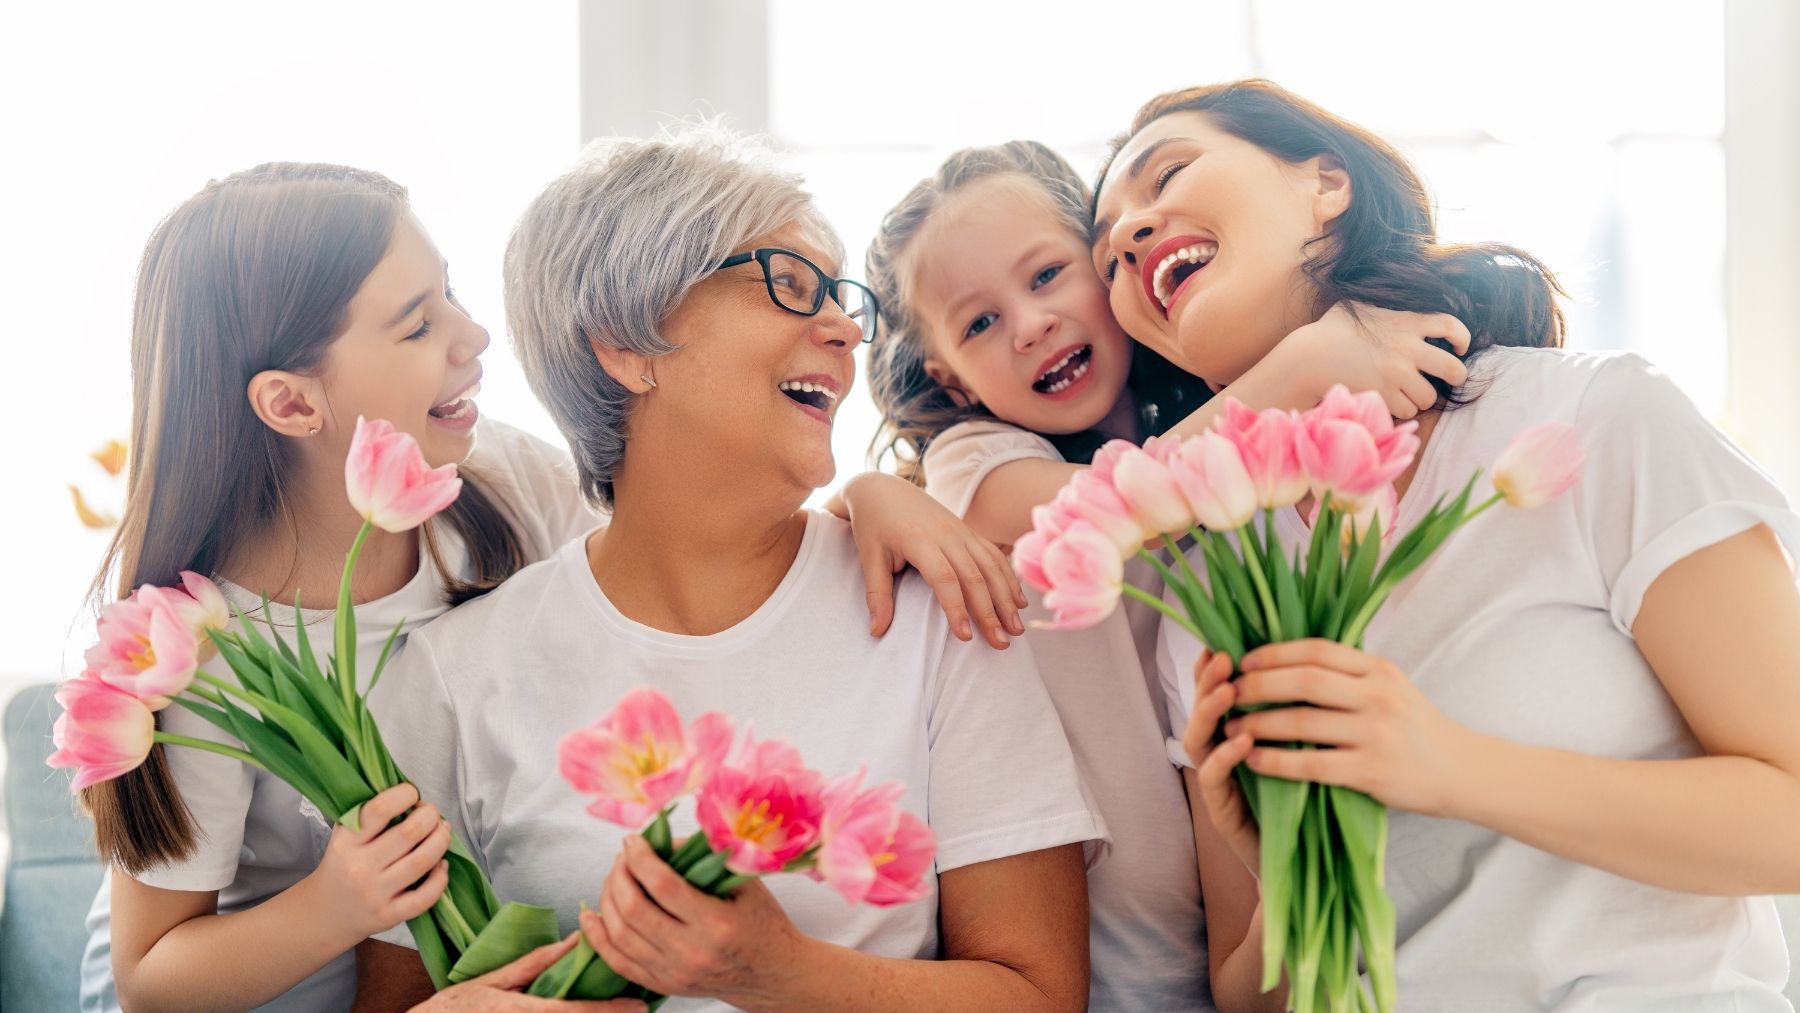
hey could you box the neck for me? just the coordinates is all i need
[222,447,421,608]
[592,456,809,636]
[1097,388,1145,443]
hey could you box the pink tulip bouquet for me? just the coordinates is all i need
[1015,386,1584,1013]
[532,688,935,1004]
[51,418,575,996]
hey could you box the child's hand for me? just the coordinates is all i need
[1282,302,1472,419]
[304,782,451,948]
[828,472,1027,648]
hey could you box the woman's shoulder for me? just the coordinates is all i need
[406,534,592,663]
[1462,346,1683,426]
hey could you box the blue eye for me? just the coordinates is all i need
[1033,264,1062,289]
[965,312,997,340]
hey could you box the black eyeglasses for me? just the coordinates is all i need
[716,248,879,344]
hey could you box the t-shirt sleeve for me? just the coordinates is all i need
[366,632,475,948]
[469,419,601,558]
[922,420,1062,519]
[1155,580,1205,770]
[923,624,1103,873]
[1576,353,1800,635]
[130,700,255,891]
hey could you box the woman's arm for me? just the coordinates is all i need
[1182,767,1286,1013]
[113,784,450,1013]
[951,305,1471,548]
[1226,525,1800,896]
[581,836,1089,1012]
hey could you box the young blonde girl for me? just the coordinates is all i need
[863,140,1471,1010]
[78,162,1025,1013]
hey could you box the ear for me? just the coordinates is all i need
[589,335,656,394]
[922,356,979,409]
[1308,153,1352,229]
[247,370,326,438]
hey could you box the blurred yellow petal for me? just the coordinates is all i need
[70,486,119,529]
[92,439,128,477]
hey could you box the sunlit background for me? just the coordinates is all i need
[4,0,1797,700]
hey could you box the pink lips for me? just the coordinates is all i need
[1141,234,1213,319]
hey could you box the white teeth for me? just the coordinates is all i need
[1152,242,1219,310]
[778,380,839,401]
[1036,349,1079,385]
[1038,356,1091,394]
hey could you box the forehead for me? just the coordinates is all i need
[1094,111,1230,224]
[749,219,843,276]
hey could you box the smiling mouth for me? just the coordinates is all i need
[1148,241,1219,316]
[428,381,481,420]
[778,380,839,412]
[1033,345,1092,394]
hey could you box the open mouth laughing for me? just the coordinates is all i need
[778,375,842,425]
[1032,344,1094,396]
[1143,235,1218,318]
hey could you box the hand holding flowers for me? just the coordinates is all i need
[1018,387,1584,1013]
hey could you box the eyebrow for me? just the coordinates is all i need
[1089,136,1190,249]
[386,291,432,329]
[384,260,452,328]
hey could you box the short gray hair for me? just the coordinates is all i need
[503,122,840,507]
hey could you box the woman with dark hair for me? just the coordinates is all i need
[1095,80,1800,1009]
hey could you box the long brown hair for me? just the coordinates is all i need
[1097,80,1566,403]
[85,163,526,873]
[866,141,1205,484]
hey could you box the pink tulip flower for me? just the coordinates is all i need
[157,572,231,661]
[1170,431,1258,532]
[1296,386,1419,511]
[48,676,156,791]
[696,740,827,875]
[1057,471,1146,554]
[559,687,736,827]
[345,417,464,533]
[1213,399,1308,509]
[812,768,935,907]
[1113,445,1195,535]
[1012,528,1052,593]
[1312,483,1400,548]
[1089,439,1135,485]
[85,588,200,710]
[1493,422,1584,509]
[1037,522,1125,630]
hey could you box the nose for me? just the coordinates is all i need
[452,315,491,364]
[810,301,859,355]
[1110,210,1164,274]
[1013,306,1058,355]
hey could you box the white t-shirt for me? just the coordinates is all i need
[924,419,1211,1012]
[80,419,598,1013]
[368,510,1101,1013]
[1158,348,1799,1011]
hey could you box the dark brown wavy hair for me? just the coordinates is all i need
[83,163,527,874]
[1097,79,1566,403]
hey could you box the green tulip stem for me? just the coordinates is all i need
[153,732,266,771]
[1120,583,1202,641]
[336,519,374,712]
[192,671,259,706]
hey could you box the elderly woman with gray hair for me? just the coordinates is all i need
[356,125,1099,1012]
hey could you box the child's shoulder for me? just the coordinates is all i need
[922,419,1065,514]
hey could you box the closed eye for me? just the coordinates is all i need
[1154,160,1188,195]
[404,318,432,341]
